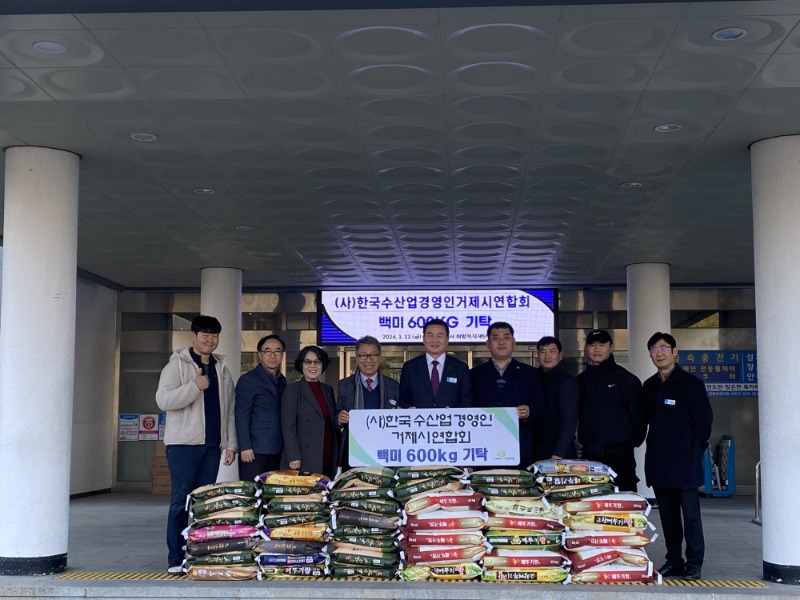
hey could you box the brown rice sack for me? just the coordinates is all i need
[256,470,331,488]
[401,562,482,581]
[185,565,259,580]
[404,490,483,515]
[481,567,570,583]
[563,512,650,533]
[484,530,562,551]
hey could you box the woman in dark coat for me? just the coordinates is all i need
[281,345,339,477]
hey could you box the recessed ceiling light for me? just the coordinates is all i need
[595,221,616,227]
[620,181,642,189]
[654,123,682,133]
[33,41,67,54]
[712,27,748,41]
[234,225,252,231]
[194,188,215,195]
[130,132,158,142]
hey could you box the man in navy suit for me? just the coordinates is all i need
[234,334,286,481]
[470,322,541,468]
[398,319,471,409]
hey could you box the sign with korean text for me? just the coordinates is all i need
[118,413,139,442]
[348,408,519,467]
[319,289,555,344]
[138,413,159,441]
[679,350,757,397]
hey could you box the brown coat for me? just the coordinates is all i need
[280,378,339,477]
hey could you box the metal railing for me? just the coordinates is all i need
[753,461,762,526]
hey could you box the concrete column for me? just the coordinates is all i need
[751,135,800,585]
[0,147,80,575]
[626,262,671,497]
[200,267,242,482]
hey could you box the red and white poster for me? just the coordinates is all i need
[139,413,159,441]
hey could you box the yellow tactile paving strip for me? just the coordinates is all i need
[54,572,768,587]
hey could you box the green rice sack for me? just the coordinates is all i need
[190,481,260,502]
[395,466,464,481]
[329,548,401,569]
[332,498,401,516]
[186,550,257,566]
[544,483,617,503]
[469,469,536,486]
[330,565,397,579]
[190,495,259,519]
[474,485,542,498]
[329,488,395,502]
[333,467,396,489]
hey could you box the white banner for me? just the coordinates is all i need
[348,408,519,467]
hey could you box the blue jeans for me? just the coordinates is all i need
[166,445,221,566]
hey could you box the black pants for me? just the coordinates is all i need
[238,452,281,482]
[582,450,638,492]
[654,486,705,570]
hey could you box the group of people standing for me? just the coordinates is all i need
[156,315,713,581]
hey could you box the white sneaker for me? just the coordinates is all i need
[167,565,183,575]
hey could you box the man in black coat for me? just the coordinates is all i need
[577,329,646,492]
[470,322,541,468]
[234,334,286,482]
[643,332,713,581]
[533,336,578,462]
[399,319,471,409]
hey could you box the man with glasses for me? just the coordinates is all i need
[577,329,646,492]
[532,335,579,462]
[155,315,236,574]
[336,335,399,468]
[643,332,713,581]
[234,334,287,482]
[470,322,541,469]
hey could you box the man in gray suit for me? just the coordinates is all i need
[234,334,286,481]
[337,336,399,469]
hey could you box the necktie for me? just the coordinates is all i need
[431,360,440,396]
[366,378,373,392]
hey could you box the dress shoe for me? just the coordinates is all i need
[658,563,685,577]
[684,568,702,581]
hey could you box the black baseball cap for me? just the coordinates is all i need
[586,329,613,345]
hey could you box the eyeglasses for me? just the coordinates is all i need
[303,359,322,366]
[649,345,672,354]
[357,353,380,360]
[259,349,283,356]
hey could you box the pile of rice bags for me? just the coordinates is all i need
[534,459,660,585]
[328,467,403,579]
[183,480,262,581]
[255,470,331,579]
[471,469,569,583]
[398,466,486,582]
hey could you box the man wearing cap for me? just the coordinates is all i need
[643,332,713,581]
[576,329,646,492]
[532,335,579,462]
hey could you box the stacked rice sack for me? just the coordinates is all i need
[533,459,660,585]
[328,467,403,579]
[399,466,487,582]
[183,480,263,581]
[255,470,331,579]
[470,469,569,584]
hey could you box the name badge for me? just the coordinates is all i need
[664,399,676,406]
[446,377,458,383]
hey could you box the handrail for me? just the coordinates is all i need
[753,461,762,526]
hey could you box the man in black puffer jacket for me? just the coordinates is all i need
[576,329,646,492]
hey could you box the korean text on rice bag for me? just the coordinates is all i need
[486,515,565,532]
[483,549,569,569]
[484,530,563,551]
[331,565,398,579]
[403,545,486,566]
[190,481,260,502]
[185,565,259,580]
[532,459,614,476]
[561,493,651,515]
[404,490,483,515]
[469,469,536,486]
[563,512,650,533]
[403,510,487,531]
[256,470,331,489]
[260,564,327,578]
[186,537,258,557]
[481,567,570,583]
[563,531,654,551]
[571,563,657,584]
[395,466,464,481]
[401,530,486,546]
[186,524,260,543]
